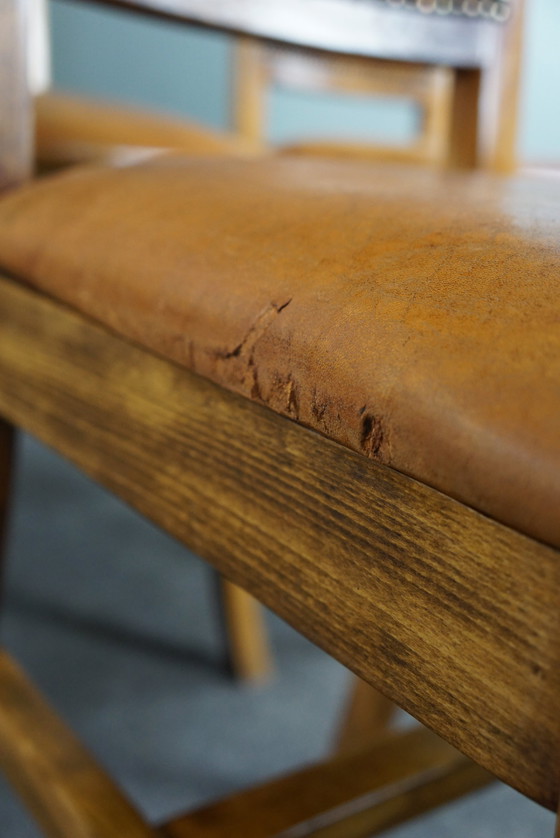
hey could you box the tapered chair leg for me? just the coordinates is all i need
[335,676,397,755]
[217,575,273,683]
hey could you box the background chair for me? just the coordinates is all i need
[232,8,524,173]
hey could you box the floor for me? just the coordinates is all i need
[0,434,555,837]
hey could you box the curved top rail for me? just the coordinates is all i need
[76,0,500,66]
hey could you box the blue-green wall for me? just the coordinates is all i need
[50,2,233,129]
[50,0,560,161]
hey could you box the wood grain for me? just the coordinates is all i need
[0,274,558,810]
[163,726,492,838]
[0,0,33,189]
[0,650,159,838]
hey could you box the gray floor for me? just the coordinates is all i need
[0,434,554,837]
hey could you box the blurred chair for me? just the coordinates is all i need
[31,0,259,173]
[232,0,524,172]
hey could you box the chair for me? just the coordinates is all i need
[2,1,560,837]
[31,0,524,699]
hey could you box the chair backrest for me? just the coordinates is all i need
[228,2,523,170]
[3,0,523,187]
[81,0,522,166]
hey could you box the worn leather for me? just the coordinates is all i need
[35,92,256,170]
[0,155,559,548]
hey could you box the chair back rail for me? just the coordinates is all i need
[76,0,503,66]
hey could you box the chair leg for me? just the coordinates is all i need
[446,67,481,170]
[0,418,15,594]
[335,676,396,755]
[217,575,273,682]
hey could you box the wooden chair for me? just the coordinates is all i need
[2,1,560,836]
[31,0,524,700]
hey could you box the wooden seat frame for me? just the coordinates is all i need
[2,1,559,837]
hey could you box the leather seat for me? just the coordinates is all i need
[0,153,558,549]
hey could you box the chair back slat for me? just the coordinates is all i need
[0,0,32,190]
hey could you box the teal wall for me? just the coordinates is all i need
[518,0,560,162]
[50,0,560,161]
[50,2,232,130]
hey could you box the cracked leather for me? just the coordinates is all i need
[0,154,559,549]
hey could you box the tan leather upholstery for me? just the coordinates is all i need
[35,92,257,170]
[0,155,558,548]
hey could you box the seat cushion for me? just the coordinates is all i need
[0,155,559,548]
